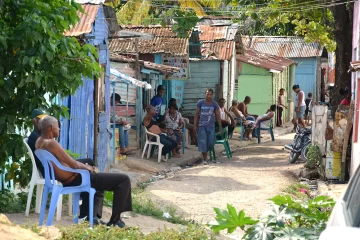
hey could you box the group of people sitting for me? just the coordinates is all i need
[143,85,198,159]
[219,97,276,141]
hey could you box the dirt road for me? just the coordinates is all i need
[145,133,302,226]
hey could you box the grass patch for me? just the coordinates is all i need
[282,182,310,199]
[59,223,211,240]
[104,182,191,225]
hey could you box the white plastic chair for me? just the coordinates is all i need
[23,138,71,221]
[141,127,166,163]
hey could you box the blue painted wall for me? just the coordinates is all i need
[59,5,110,172]
[291,57,317,101]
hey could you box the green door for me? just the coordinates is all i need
[237,74,272,116]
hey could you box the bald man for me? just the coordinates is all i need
[35,116,132,228]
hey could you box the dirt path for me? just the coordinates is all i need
[145,133,302,227]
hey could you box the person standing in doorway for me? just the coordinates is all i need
[150,85,165,122]
[277,88,287,127]
[194,89,222,163]
[292,85,306,128]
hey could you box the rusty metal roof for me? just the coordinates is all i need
[197,25,238,41]
[110,53,180,74]
[242,36,324,58]
[237,48,296,72]
[64,4,99,37]
[197,16,233,26]
[109,25,189,55]
[109,37,188,56]
[350,61,360,72]
[120,25,183,38]
[201,41,234,60]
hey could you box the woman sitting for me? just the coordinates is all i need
[229,100,254,140]
[165,103,183,155]
[254,104,276,128]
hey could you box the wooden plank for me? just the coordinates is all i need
[342,101,355,163]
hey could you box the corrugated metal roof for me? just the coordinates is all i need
[242,36,324,58]
[201,41,234,60]
[64,4,99,37]
[350,61,360,72]
[197,25,238,41]
[122,25,185,38]
[237,48,295,72]
[109,37,188,56]
[110,53,180,74]
[197,16,233,26]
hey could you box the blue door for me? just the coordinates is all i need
[292,57,316,101]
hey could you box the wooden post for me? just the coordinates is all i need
[93,76,99,166]
[341,101,354,180]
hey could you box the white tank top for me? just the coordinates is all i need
[296,91,306,107]
[220,107,226,120]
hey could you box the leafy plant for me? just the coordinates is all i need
[65,150,81,159]
[0,189,36,213]
[209,195,335,239]
[305,145,322,169]
[0,0,101,188]
[208,204,258,233]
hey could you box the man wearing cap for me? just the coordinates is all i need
[27,109,102,224]
[292,85,306,128]
[150,85,165,121]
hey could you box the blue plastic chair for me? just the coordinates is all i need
[256,118,275,144]
[34,149,96,227]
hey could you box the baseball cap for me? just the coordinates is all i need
[31,109,48,119]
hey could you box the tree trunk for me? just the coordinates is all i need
[330,3,353,117]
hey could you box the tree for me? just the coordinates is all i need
[0,0,101,187]
[106,0,222,25]
[236,0,352,112]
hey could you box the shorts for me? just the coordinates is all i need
[295,105,306,119]
[197,126,215,153]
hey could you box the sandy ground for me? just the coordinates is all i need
[144,133,302,237]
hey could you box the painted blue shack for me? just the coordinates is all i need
[58,3,120,171]
[243,36,328,102]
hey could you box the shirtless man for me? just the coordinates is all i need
[35,116,132,228]
[238,96,258,137]
[143,105,179,158]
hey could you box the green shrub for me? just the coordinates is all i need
[59,223,210,240]
[209,195,335,239]
[0,189,35,213]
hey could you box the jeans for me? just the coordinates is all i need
[118,124,128,148]
[197,126,215,153]
[277,106,283,126]
[246,116,257,137]
[159,134,178,155]
[64,172,132,224]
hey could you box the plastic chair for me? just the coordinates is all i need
[228,118,245,141]
[142,127,165,163]
[34,149,96,227]
[256,118,275,143]
[23,138,68,221]
[209,127,232,161]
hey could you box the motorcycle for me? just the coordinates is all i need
[284,126,312,163]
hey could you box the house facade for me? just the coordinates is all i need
[243,36,328,102]
[59,3,116,171]
[236,49,296,122]
[182,24,240,117]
